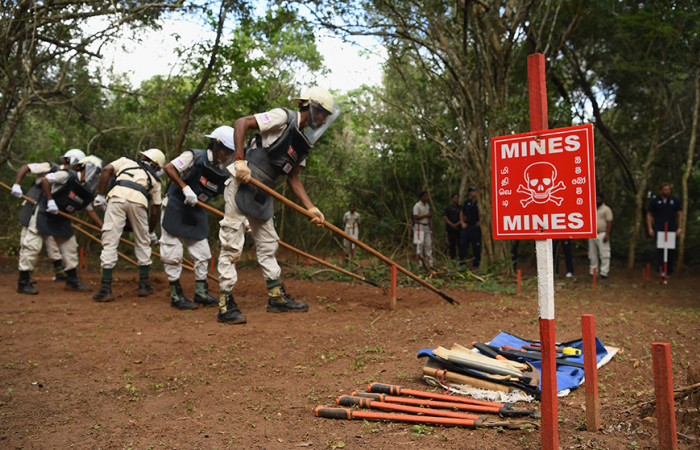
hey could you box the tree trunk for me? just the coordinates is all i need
[677,68,700,275]
[0,94,29,167]
[626,111,665,273]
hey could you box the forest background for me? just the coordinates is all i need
[1,0,698,274]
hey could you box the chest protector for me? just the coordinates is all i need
[19,162,60,227]
[36,170,94,238]
[162,149,230,240]
[235,108,312,221]
[111,156,159,202]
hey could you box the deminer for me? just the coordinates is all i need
[92,149,165,302]
[16,155,104,294]
[217,86,342,324]
[11,149,87,282]
[160,127,234,309]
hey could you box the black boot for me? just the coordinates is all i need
[64,269,92,291]
[29,273,37,285]
[53,260,67,282]
[193,281,218,306]
[267,285,308,313]
[93,279,114,302]
[137,277,154,297]
[17,271,38,295]
[218,293,246,324]
[170,281,197,310]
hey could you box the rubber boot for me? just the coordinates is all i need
[93,279,114,302]
[193,281,218,306]
[53,260,67,282]
[17,271,38,295]
[217,293,246,324]
[137,277,154,297]
[170,281,197,310]
[267,284,308,313]
[64,269,92,291]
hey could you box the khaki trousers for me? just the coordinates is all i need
[20,226,62,261]
[343,225,358,257]
[588,232,611,277]
[18,210,78,271]
[414,224,433,268]
[160,209,211,281]
[218,181,281,292]
[100,198,151,269]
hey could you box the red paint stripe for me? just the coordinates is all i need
[652,343,678,449]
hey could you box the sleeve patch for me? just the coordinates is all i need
[174,157,186,169]
[31,163,39,170]
[261,113,271,124]
[46,173,55,180]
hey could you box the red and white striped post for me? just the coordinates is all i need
[517,269,521,294]
[652,343,678,449]
[528,53,559,450]
[390,266,397,310]
[581,315,601,431]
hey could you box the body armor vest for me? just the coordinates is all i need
[36,170,94,238]
[162,150,230,240]
[19,162,60,227]
[235,108,312,220]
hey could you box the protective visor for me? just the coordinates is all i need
[304,101,342,145]
[81,163,102,192]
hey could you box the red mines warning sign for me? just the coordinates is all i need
[491,124,597,240]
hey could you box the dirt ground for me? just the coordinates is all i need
[1,258,699,449]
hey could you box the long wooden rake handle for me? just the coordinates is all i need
[315,406,482,427]
[195,200,378,287]
[368,382,503,407]
[351,391,508,415]
[1,181,216,283]
[336,395,483,420]
[247,177,458,305]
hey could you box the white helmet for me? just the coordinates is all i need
[293,87,335,114]
[205,126,235,152]
[61,149,86,167]
[140,148,166,168]
[76,155,103,169]
[76,156,103,191]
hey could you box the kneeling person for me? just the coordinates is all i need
[161,127,233,309]
[17,156,103,294]
[93,150,164,302]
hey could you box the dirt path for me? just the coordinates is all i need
[1,266,698,449]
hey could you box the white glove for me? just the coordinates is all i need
[234,160,251,184]
[46,199,59,215]
[94,194,107,211]
[182,185,198,206]
[308,207,325,227]
[149,232,159,246]
[10,184,23,198]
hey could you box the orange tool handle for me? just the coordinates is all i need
[352,391,504,414]
[316,406,483,427]
[367,383,506,408]
[336,396,482,420]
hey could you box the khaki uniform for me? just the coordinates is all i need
[160,151,216,281]
[100,157,161,269]
[588,203,613,276]
[343,211,361,257]
[18,171,81,271]
[412,201,433,267]
[19,162,62,261]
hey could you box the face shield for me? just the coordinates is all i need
[303,101,342,145]
[213,141,236,167]
[81,162,102,192]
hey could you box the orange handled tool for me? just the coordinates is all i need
[315,406,483,427]
[336,395,483,420]
[368,383,502,407]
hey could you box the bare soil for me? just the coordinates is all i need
[1,259,698,449]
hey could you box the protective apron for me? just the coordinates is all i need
[19,162,60,227]
[162,149,229,240]
[36,171,94,238]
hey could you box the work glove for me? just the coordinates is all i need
[94,194,107,211]
[11,184,23,198]
[149,232,159,246]
[182,185,198,206]
[307,207,325,227]
[46,199,59,215]
[234,160,251,184]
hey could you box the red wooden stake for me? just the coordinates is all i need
[593,268,597,292]
[79,247,84,273]
[517,269,521,294]
[210,257,215,272]
[390,266,397,310]
[306,257,309,267]
[652,343,678,450]
[581,315,601,431]
[664,222,668,282]
[528,52,559,450]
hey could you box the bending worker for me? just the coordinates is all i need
[161,127,233,310]
[217,86,341,324]
[17,156,103,294]
[11,149,86,282]
[92,150,164,302]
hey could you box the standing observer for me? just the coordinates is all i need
[442,193,461,260]
[588,192,613,278]
[92,150,164,302]
[161,127,233,310]
[342,203,360,261]
[647,182,682,277]
[459,187,481,269]
[217,87,341,325]
[412,190,435,270]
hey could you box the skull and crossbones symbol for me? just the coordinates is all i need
[517,162,566,207]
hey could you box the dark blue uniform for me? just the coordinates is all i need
[648,195,682,275]
[443,203,461,260]
[459,199,481,268]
